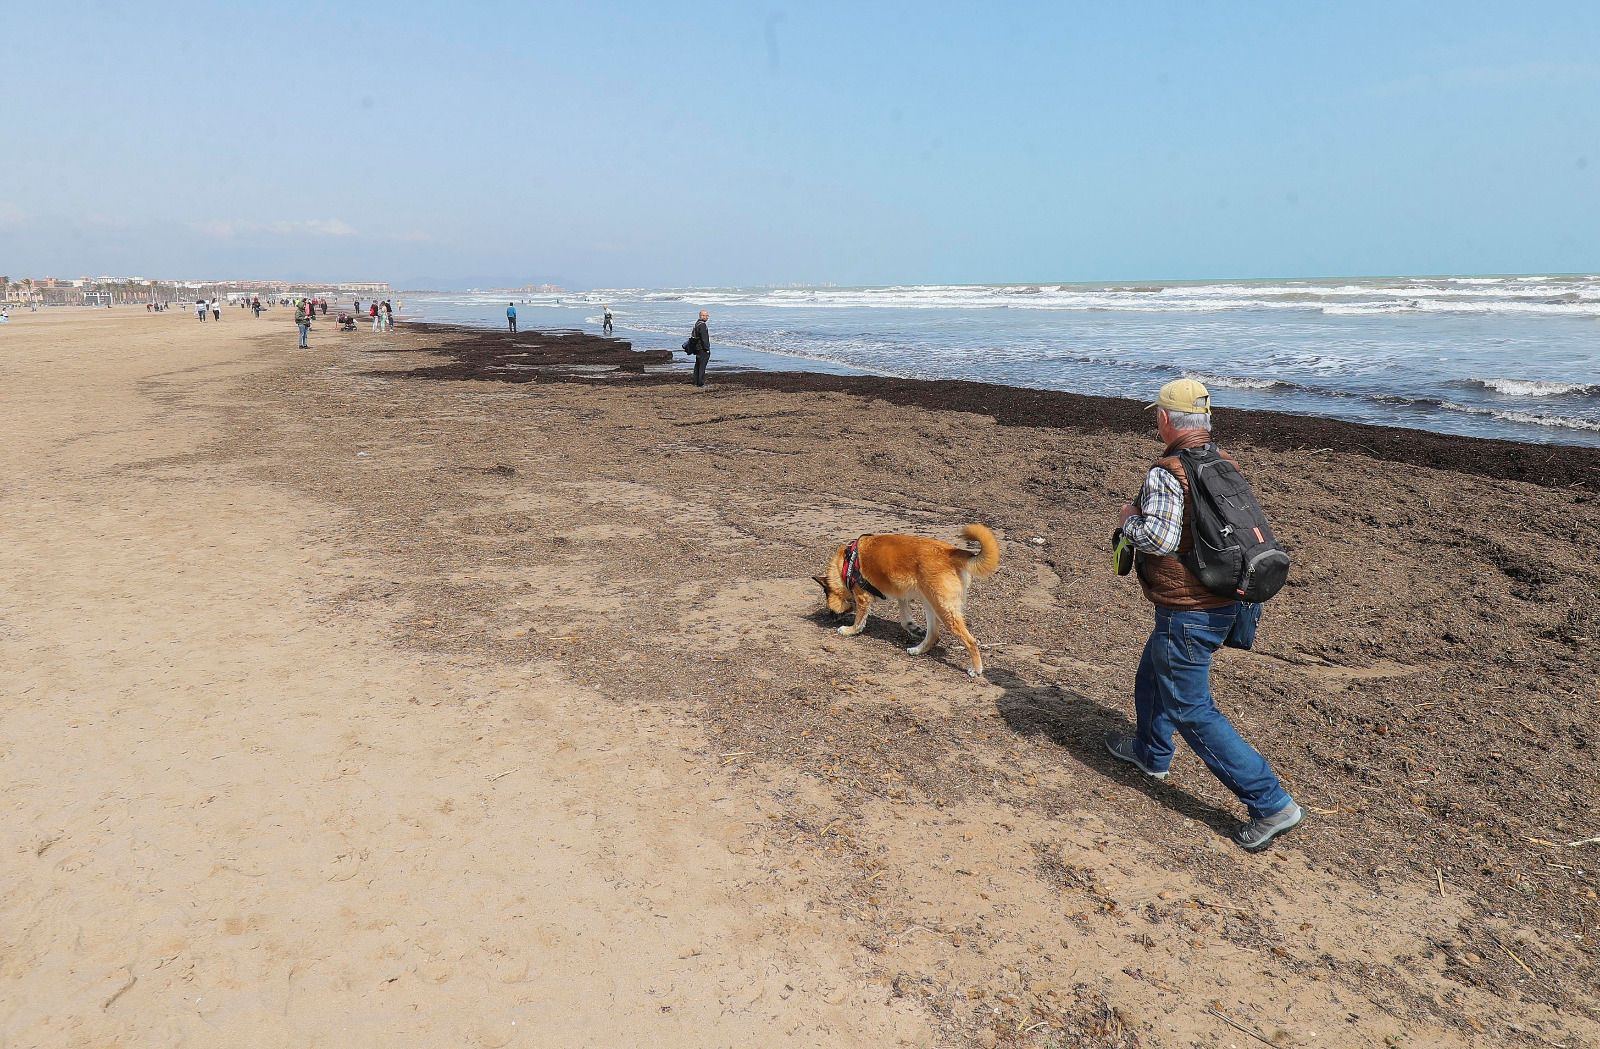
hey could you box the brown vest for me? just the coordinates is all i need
[1135,440,1237,611]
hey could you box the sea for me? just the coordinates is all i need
[395,275,1600,449]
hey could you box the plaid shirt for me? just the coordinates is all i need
[1122,467,1185,555]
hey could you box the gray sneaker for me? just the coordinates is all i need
[1232,802,1303,852]
[1103,733,1168,781]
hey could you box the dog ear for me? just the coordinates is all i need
[812,575,829,593]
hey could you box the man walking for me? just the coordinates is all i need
[506,301,518,333]
[602,304,614,335]
[684,309,711,387]
[1104,378,1301,852]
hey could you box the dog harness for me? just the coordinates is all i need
[842,537,886,599]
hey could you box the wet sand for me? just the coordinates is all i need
[3,309,1596,1048]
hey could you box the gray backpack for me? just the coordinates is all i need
[1177,447,1291,602]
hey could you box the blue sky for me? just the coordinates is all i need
[2,1,1597,288]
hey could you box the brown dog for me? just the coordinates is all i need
[814,525,1000,677]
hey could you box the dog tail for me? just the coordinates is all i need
[962,524,1000,578]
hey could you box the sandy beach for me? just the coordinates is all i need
[3,308,1596,1048]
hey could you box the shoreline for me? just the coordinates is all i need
[395,322,1600,491]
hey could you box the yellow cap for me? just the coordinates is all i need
[1146,378,1211,414]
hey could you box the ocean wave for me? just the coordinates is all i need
[1181,371,1297,391]
[579,277,1600,317]
[1465,377,1600,397]
[1335,392,1600,432]
[1177,376,1600,433]
[1438,402,1600,432]
[1320,302,1421,315]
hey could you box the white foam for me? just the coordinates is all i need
[1182,371,1289,391]
[577,276,1600,318]
[1471,377,1599,397]
[1321,302,1418,315]
[1439,401,1600,431]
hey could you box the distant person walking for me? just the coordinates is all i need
[196,298,207,321]
[1104,378,1301,852]
[252,296,262,318]
[211,298,221,321]
[370,301,381,332]
[506,301,518,333]
[295,299,311,348]
[602,304,614,335]
[682,310,711,387]
[381,299,393,331]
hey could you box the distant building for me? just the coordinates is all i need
[1,273,389,306]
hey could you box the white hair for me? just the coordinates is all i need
[1166,409,1212,432]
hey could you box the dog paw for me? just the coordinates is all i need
[837,626,854,636]
[905,645,920,655]
[968,668,983,679]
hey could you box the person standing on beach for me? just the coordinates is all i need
[295,299,311,348]
[196,298,207,321]
[506,301,518,333]
[370,301,381,332]
[683,310,711,387]
[211,298,221,321]
[382,299,393,331]
[602,304,614,335]
[1105,378,1302,852]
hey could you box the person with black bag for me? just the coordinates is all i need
[682,309,711,387]
[1104,378,1302,852]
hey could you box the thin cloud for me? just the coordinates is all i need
[192,218,358,239]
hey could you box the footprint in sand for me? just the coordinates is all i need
[472,1019,518,1047]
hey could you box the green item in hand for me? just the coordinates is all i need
[1111,528,1134,576]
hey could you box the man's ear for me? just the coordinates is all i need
[812,575,829,592]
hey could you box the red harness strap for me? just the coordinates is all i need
[842,537,887,599]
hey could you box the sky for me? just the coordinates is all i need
[2,1,1597,289]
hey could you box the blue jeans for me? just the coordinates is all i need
[1132,604,1291,818]
[297,323,309,348]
